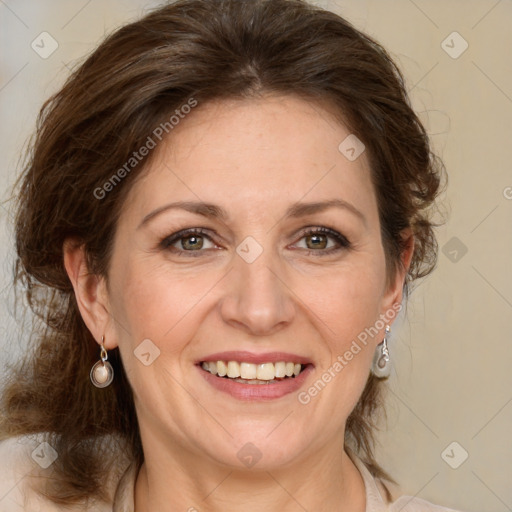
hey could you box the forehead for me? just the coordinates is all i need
[121,95,378,226]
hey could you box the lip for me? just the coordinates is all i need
[197,351,313,365]
[196,363,314,401]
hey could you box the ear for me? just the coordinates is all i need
[380,228,415,322]
[63,238,117,350]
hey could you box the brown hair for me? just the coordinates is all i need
[1,0,445,506]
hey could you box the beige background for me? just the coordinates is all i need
[1,1,511,511]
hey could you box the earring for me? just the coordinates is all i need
[90,336,114,388]
[371,325,391,378]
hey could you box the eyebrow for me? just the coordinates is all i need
[138,198,367,229]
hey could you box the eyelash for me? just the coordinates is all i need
[159,226,351,257]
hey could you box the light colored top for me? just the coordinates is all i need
[0,435,464,511]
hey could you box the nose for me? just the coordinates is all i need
[219,249,296,336]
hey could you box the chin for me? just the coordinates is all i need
[200,429,308,471]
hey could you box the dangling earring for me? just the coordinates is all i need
[90,336,114,388]
[371,325,391,378]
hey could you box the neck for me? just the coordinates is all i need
[133,435,366,512]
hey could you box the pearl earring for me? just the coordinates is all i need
[90,336,114,388]
[371,325,391,378]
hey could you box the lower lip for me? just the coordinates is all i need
[196,364,314,401]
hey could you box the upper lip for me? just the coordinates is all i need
[197,351,313,366]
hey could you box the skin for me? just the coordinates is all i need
[64,95,413,511]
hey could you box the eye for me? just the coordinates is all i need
[160,228,218,255]
[160,226,351,257]
[293,227,351,255]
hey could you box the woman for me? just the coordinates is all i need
[0,0,462,510]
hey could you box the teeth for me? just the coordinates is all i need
[217,360,227,377]
[234,378,275,385]
[256,363,274,380]
[274,361,286,378]
[227,361,240,378]
[201,360,305,381]
[240,362,257,379]
[208,361,218,375]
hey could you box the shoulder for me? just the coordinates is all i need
[388,494,465,511]
[0,435,112,512]
[348,450,464,512]
[376,477,465,512]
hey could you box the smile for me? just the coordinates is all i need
[200,360,305,384]
[196,358,314,400]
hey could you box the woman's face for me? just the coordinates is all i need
[100,95,407,470]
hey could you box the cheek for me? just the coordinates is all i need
[301,258,385,346]
[107,259,209,407]
[295,267,383,416]
[108,255,217,349]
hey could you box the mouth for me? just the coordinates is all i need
[199,360,310,385]
[195,352,314,401]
